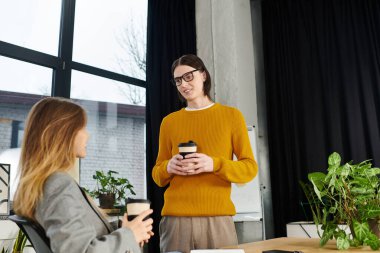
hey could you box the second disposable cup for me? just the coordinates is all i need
[125,198,151,221]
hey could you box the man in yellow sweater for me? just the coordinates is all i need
[152,54,258,253]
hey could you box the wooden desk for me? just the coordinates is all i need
[225,237,374,253]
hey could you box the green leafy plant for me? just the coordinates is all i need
[2,229,32,253]
[86,170,136,205]
[301,152,380,250]
[12,229,27,252]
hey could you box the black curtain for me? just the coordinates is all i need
[262,0,380,236]
[146,0,196,252]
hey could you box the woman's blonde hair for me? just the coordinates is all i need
[13,97,87,220]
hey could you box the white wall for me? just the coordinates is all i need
[196,0,258,126]
[196,0,274,239]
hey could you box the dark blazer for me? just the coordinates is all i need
[35,172,141,253]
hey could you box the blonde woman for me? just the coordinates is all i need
[13,97,153,253]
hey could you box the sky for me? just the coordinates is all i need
[0,0,147,105]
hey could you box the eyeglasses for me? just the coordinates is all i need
[171,69,200,86]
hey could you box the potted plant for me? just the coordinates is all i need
[301,152,380,250]
[86,170,136,209]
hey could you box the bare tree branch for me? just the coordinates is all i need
[114,14,146,105]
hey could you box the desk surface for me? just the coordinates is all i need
[225,237,374,253]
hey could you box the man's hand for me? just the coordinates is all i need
[181,153,214,175]
[167,154,188,175]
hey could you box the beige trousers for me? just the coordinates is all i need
[159,216,238,253]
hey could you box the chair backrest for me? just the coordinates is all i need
[8,215,52,253]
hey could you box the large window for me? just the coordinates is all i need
[0,0,148,200]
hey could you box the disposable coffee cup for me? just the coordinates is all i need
[178,140,197,159]
[125,198,151,221]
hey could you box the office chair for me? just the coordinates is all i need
[8,215,52,253]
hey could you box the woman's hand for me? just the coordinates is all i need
[167,154,188,175]
[122,209,154,244]
[181,153,214,175]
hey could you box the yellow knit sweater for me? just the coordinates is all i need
[152,103,258,216]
